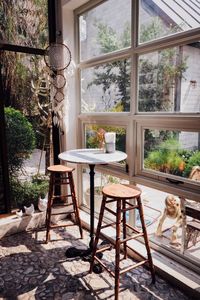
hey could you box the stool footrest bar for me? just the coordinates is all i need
[104,207,117,216]
[121,205,138,212]
[50,211,74,216]
[93,255,115,278]
[53,182,70,185]
[100,222,116,229]
[96,245,113,253]
[52,195,72,199]
[120,232,144,243]
[49,223,76,229]
[119,259,148,275]
[125,223,140,233]
[52,203,73,208]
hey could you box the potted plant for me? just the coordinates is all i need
[84,174,120,212]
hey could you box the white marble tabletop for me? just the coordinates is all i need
[58,148,127,165]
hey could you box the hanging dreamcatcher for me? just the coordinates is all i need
[44,43,72,126]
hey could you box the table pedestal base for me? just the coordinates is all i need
[65,240,107,264]
[65,247,92,260]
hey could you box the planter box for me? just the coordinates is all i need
[0,207,70,239]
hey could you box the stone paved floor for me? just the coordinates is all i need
[0,222,190,300]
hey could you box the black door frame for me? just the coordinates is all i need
[0,65,11,213]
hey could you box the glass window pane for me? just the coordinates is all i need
[79,0,131,61]
[136,184,167,236]
[82,168,128,218]
[183,199,200,262]
[138,43,200,113]
[85,124,126,154]
[0,1,48,48]
[81,59,131,112]
[137,183,200,266]
[144,129,200,181]
[139,0,200,44]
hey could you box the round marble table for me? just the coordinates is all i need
[58,148,127,256]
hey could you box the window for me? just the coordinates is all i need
[138,44,200,113]
[137,183,200,267]
[139,0,200,44]
[79,0,131,61]
[143,128,200,184]
[74,0,200,270]
[85,124,126,154]
[76,0,200,198]
[81,59,131,113]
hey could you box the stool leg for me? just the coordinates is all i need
[90,195,107,273]
[68,172,83,239]
[115,199,122,300]
[137,196,155,283]
[122,199,127,259]
[45,173,54,243]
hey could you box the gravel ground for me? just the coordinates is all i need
[0,221,191,300]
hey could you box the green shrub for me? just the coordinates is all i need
[144,139,185,176]
[183,151,200,177]
[177,149,195,164]
[144,138,200,178]
[5,107,36,173]
[10,176,49,210]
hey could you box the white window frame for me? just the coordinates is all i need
[59,0,200,274]
[74,0,200,203]
[135,118,199,199]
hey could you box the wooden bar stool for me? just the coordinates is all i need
[90,184,155,300]
[45,164,83,243]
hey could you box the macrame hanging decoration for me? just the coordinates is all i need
[44,43,72,126]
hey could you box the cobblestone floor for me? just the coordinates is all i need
[0,222,190,300]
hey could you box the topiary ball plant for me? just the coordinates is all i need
[5,107,36,174]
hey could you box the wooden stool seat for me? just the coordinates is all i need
[47,165,74,173]
[103,184,141,199]
[45,164,83,243]
[90,183,155,300]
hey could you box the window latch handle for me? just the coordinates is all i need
[166,178,184,185]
